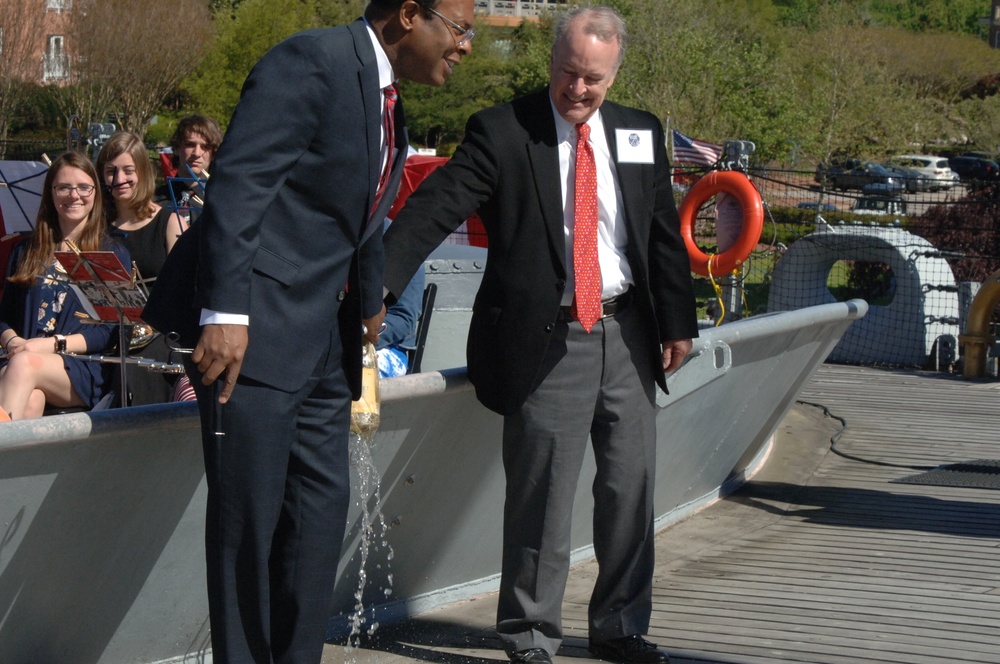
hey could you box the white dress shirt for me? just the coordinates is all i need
[552,103,633,307]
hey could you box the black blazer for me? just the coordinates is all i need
[145,19,407,397]
[384,88,697,415]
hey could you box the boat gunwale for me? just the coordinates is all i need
[0,299,867,452]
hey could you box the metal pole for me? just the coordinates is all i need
[118,312,128,408]
[720,272,742,323]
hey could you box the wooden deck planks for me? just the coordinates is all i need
[610,365,1000,664]
[326,365,1000,664]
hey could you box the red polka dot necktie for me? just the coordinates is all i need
[371,84,398,216]
[573,122,601,332]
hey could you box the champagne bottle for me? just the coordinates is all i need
[350,340,380,435]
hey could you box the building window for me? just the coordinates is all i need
[43,34,69,82]
[46,0,71,11]
[476,0,566,16]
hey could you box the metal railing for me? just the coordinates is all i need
[475,0,565,17]
[0,139,66,162]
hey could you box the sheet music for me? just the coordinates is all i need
[54,250,146,324]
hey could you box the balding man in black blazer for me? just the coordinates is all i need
[383,7,697,664]
[144,1,476,662]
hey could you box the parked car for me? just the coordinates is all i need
[861,180,905,196]
[887,154,957,191]
[816,161,901,192]
[959,151,995,160]
[882,164,931,193]
[948,155,1000,182]
[815,158,860,186]
[851,196,908,217]
[797,201,838,212]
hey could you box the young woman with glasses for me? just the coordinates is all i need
[0,151,131,421]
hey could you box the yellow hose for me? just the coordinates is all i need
[707,257,726,326]
[960,269,1000,378]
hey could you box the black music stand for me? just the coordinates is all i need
[54,249,147,408]
[165,164,209,223]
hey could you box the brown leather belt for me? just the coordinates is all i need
[559,287,633,321]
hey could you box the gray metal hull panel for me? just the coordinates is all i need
[0,301,865,664]
[0,404,207,663]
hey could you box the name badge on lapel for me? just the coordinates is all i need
[615,129,654,164]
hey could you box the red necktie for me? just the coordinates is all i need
[372,84,398,215]
[573,122,601,332]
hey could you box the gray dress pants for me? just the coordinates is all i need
[496,303,659,655]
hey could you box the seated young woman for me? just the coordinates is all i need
[97,131,187,280]
[0,151,131,421]
[97,132,190,405]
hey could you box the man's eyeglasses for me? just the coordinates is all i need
[53,184,96,198]
[424,4,475,48]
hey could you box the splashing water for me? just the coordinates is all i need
[345,428,395,652]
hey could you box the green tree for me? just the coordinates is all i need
[603,0,802,161]
[773,0,987,35]
[0,0,48,150]
[878,27,1000,147]
[956,95,1000,154]
[51,0,213,138]
[166,0,1000,166]
[316,0,367,27]
[780,4,913,162]
[183,0,328,125]
[401,17,552,150]
[868,0,986,34]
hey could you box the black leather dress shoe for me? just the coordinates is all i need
[589,635,670,663]
[509,648,553,663]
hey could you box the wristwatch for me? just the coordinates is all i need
[54,334,67,353]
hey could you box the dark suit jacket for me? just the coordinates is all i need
[144,19,406,397]
[383,88,698,415]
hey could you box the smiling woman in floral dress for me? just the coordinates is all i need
[0,152,130,420]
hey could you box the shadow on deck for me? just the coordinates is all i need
[326,364,1000,664]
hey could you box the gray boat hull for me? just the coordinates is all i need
[0,300,866,663]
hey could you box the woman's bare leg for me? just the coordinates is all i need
[0,353,83,420]
[24,389,48,419]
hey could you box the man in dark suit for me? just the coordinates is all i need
[143,1,474,662]
[382,6,697,664]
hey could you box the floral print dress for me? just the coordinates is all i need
[0,241,130,408]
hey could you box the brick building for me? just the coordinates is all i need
[0,0,72,85]
[0,0,569,87]
[476,0,567,25]
[39,0,71,83]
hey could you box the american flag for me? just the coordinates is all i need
[672,130,722,167]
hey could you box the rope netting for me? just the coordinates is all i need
[676,166,1000,371]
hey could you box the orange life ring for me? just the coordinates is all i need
[678,170,764,277]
